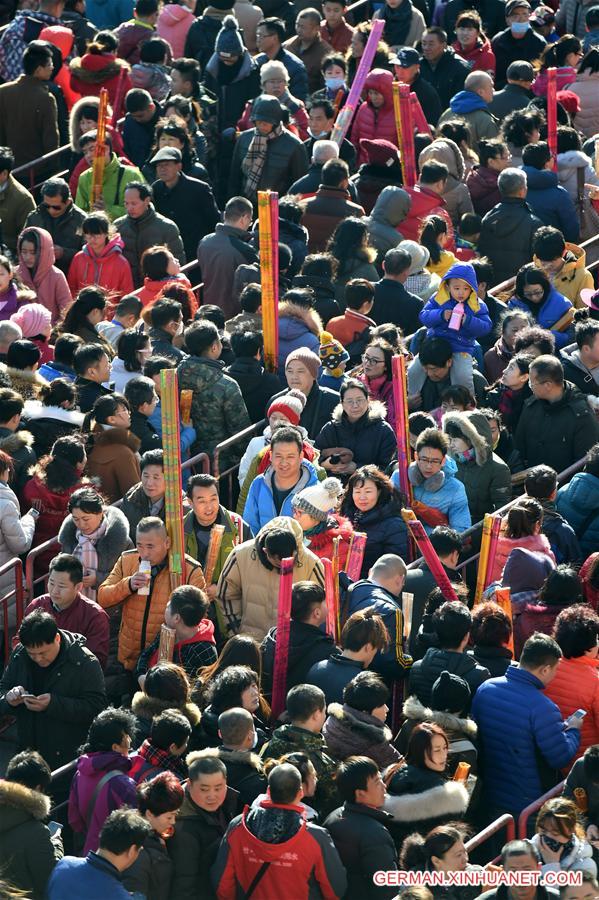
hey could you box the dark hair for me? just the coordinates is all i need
[301,253,337,280]
[477,138,508,167]
[140,448,163,472]
[364,337,393,379]
[140,35,169,63]
[195,635,263,703]
[82,212,111,237]
[580,44,599,72]
[557,124,582,153]
[291,581,325,622]
[540,33,582,70]
[416,427,449,456]
[116,329,150,373]
[501,109,544,148]
[0,388,23,423]
[583,744,599,783]
[505,497,543,538]
[530,354,564,387]
[525,465,558,501]
[168,585,208,627]
[539,565,583,607]
[401,825,465,871]
[552,603,599,659]
[409,412,436,439]
[471,257,494,287]
[406,722,448,768]
[186,472,219,498]
[39,378,77,413]
[18,609,58,647]
[335,755,379,803]
[148,710,192,753]
[342,464,399,519]
[124,180,152,201]
[286,683,326,721]
[0,146,14,174]
[141,245,173,282]
[419,161,449,187]
[68,485,104,514]
[197,304,226,330]
[99,809,152,854]
[322,51,347,72]
[341,609,388,653]
[514,264,552,313]
[471,601,512,647]
[520,633,562,669]
[206,665,259,715]
[145,662,190,706]
[184,319,219,356]
[384,247,412,277]
[7,339,40,371]
[143,355,175,378]
[5,750,51,792]
[459,212,482,238]
[82,707,137,753]
[343,670,389,712]
[522,140,552,169]
[150,298,182,330]
[41,177,70,202]
[53,333,84,368]
[37,435,85,492]
[82,393,130,433]
[344,278,375,310]
[0,449,13,480]
[513,325,556,356]
[327,217,375,277]
[230,330,263,359]
[419,336,453,368]
[432,601,472,649]
[49,552,84,584]
[279,196,303,225]
[239,283,262,314]
[270,425,303,454]
[533,226,566,262]
[257,16,286,41]
[321,158,349,188]
[124,375,156,411]
[187,753,227,781]
[339,378,368,401]
[62,287,107,338]
[23,40,53,76]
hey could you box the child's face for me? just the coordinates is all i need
[367,89,384,108]
[501,359,528,389]
[323,0,344,26]
[447,278,472,303]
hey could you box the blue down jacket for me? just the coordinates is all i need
[521,166,580,243]
[556,471,599,557]
[392,456,472,534]
[419,262,492,354]
[508,286,574,350]
[471,665,580,815]
[242,460,319,535]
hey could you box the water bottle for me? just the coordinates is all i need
[448,302,464,331]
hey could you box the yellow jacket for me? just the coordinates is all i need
[534,242,594,308]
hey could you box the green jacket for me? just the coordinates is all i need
[76,153,144,220]
[176,356,251,469]
[183,505,253,584]
[260,724,340,817]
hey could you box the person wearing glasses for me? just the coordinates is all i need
[24,177,86,275]
[508,263,574,350]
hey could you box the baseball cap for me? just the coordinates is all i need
[506,60,535,81]
[506,0,531,14]
[530,4,555,24]
[391,47,420,67]
[150,147,182,164]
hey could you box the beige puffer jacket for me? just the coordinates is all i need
[418,137,474,225]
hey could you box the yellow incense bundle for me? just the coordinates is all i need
[180,390,193,426]
[158,624,176,662]
[204,524,225,585]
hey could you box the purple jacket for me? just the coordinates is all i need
[68,751,137,855]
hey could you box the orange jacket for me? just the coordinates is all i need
[98,549,206,670]
[544,655,599,762]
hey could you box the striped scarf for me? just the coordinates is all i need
[74,520,107,601]
[241,124,283,198]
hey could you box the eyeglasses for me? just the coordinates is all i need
[523,289,545,300]
[343,397,367,406]
[417,456,444,466]
[42,202,63,211]
[362,354,384,365]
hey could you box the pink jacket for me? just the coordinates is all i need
[17,227,72,325]
[490,532,555,584]
[156,3,195,58]
[350,70,398,165]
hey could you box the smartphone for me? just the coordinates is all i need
[566,709,587,727]
[21,693,36,699]
[48,821,62,837]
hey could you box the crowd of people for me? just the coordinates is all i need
[0,0,599,897]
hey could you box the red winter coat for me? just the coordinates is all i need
[544,655,599,762]
[400,185,455,249]
[16,227,72,325]
[68,234,134,299]
[452,38,496,74]
[304,514,353,568]
[514,603,564,658]
[581,553,599,611]
[69,52,132,118]
[137,274,193,308]
[22,475,84,573]
[24,591,109,668]
[39,26,81,111]
[351,69,398,165]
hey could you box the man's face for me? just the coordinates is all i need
[170,70,189,95]
[503,852,541,900]
[41,193,69,219]
[478,79,494,104]
[35,57,54,80]
[529,369,555,401]
[129,104,155,124]
[48,569,81,609]
[421,33,445,62]
[141,464,165,501]
[507,6,531,25]
[285,360,314,395]
[88,352,110,384]
[536,659,560,687]
[255,120,274,136]
[423,359,451,382]
[25,635,61,667]
[296,14,319,42]
[416,445,445,480]
[271,440,303,481]
[156,160,181,184]
[323,1,344,26]
[586,334,599,367]
[256,26,278,53]
[395,63,419,83]
[309,106,333,136]
[136,528,169,566]
[356,772,386,808]
[82,141,110,166]
[189,772,227,812]
[537,255,564,278]
[191,484,220,526]
[124,190,150,219]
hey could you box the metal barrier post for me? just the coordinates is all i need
[517,781,565,838]
[181,451,210,475]
[24,538,60,605]
[0,558,23,664]
[465,814,515,858]
[213,419,266,509]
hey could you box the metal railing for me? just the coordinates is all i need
[213,419,266,508]
[0,558,23,664]
[518,781,565,838]
[24,537,60,607]
[465,813,515,863]
[181,450,210,475]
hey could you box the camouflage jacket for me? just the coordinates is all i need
[260,724,340,817]
[176,355,250,468]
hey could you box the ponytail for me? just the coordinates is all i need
[419,215,447,266]
[505,497,543,538]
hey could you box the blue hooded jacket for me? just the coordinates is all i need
[522,166,580,243]
[419,262,492,353]
[556,471,599,557]
[391,456,472,534]
[508,286,574,349]
[449,90,489,114]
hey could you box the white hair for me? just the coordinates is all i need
[312,139,339,165]
[260,60,288,84]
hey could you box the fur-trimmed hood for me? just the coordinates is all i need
[187,746,264,773]
[23,400,84,427]
[402,695,478,738]
[442,410,492,467]
[419,137,466,186]
[326,702,393,744]
[278,301,323,337]
[331,399,387,424]
[384,766,469,822]
[131,691,202,728]
[255,515,307,562]
[0,428,35,455]
[69,53,129,85]
[0,779,51,830]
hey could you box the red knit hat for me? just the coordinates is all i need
[267,388,307,426]
[360,138,400,167]
[556,90,580,116]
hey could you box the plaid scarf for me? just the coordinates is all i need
[241,124,283,199]
[74,520,107,601]
[497,385,515,424]
[136,739,188,780]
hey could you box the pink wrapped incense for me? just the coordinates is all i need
[483,515,503,591]
[345,532,367,581]
[402,510,459,601]
[392,355,412,504]
[271,556,295,720]
[547,67,557,170]
[324,558,338,641]
[331,19,385,146]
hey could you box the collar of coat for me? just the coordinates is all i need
[131,691,202,728]
[278,300,323,336]
[331,399,387,425]
[384,772,469,823]
[0,779,50,820]
[401,694,478,738]
[326,701,394,744]
[188,746,264,772]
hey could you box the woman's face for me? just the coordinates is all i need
[80,115,97,135]
[325,63,345,80]
[487,417,500,445]
[159,133,184,151]
[107,403,131,429]
[146,809,178,837]
[170,70,190,96]
[526,127,541,145]
[166,252,180,276]
[501,358,529,389]
[565,48,583,68]
[503,315,528,349]
[262,75,287,98]
[350,30,365,57]
[88,307,104,326]
[71,507,103,534]
[0,264,11,294]
[293,508,320,531]
[425,734,449,772]
[522,282,545,306]
[539,819,572,845]
[488,149,512,173]
[362,347,386,381]
[342,387,369,422]
[371,703,389,722]
[456,24,478,47]
[85,231,108,255]
[432,839,469,872]
[448,435,471,455]
[241,682,260,712]
[352,478,380,513]
[20,240,37,269]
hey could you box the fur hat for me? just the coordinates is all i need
[215,14,244,57]
[285,347,320,380]
[430,670,471,714]
[361,138,400,168]
[10,303,51,339]
[319,330,349,374]
[267,388,306,426]
[292,477,344,521]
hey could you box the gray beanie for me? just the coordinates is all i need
[215,15,244,58]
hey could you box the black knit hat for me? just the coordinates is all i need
[430,671,471,714]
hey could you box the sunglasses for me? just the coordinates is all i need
[42,202,63,211]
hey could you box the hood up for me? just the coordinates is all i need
[370,185,411,227]
[442,409,492,467]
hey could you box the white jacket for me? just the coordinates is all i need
[531,832,597,878]
[0,481,35,624]
[557,149,599,201]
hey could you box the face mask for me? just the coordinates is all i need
[309,128,329,139]
[325,76,346,91]
[510,20,530,34]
